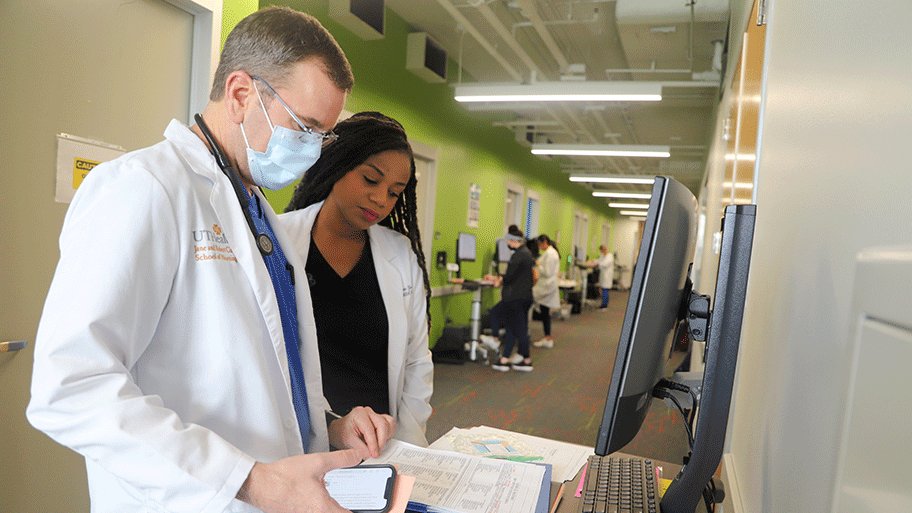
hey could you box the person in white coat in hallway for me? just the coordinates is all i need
[281,111,433,447]
[596,244,615,309]
[27,7,394,513]
[532,235,561,349]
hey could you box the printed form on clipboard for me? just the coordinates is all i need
[365,439,548,513]
[428,425,592,483]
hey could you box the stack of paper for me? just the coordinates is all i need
[428,426,593,483]
[365,439,547,513]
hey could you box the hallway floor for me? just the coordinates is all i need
[427,291,692,465]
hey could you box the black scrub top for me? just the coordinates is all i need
[306,238,390,416]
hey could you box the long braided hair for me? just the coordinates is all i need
[285,111,431,333]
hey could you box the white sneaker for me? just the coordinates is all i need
[508,353,524,364]
[511,360,534,372]
[491,359,511,372]
[479,334,500,351]
[532,338,554,349]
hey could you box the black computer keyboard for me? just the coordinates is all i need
[578,455,659,513]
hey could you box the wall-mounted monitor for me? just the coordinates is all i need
[495,238,513,263]
[574,245,587,262]
[457,232,476,262]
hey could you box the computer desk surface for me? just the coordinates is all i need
[554,454,685,513]
[553,455,736,513]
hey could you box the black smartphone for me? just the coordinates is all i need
[325,464,397,513]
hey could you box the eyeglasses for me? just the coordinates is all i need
[251,75,339,143]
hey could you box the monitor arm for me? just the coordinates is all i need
[686,291,711,342]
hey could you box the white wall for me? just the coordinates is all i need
[717,1,912,512]
[612,218,640,288]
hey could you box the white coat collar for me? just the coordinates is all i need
[283,201,403,266]
[163,119,224,181]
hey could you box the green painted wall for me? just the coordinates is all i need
[221,0,259,45]
[222,0,620,345]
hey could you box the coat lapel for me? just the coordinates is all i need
[263,196,329,450]
[369,225,407,418]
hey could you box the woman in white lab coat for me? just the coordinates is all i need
[281,112,434,447]
[532,235,561,349]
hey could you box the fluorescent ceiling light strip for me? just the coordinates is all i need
[534,148,669,157]
[456,94,661,102]
[592,192,652,199]
[535,144,670,158]
[454,81,663,103]
[723,181,754,189]
[608,202,650,209]
[620,210,648,216]
[570,176,656,184]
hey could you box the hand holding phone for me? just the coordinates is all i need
[325,464,397,513]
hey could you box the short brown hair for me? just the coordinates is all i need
[209,6,354,100]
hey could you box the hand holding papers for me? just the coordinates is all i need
[365,439,546,513]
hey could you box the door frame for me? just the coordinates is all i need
[410,140,438,270]
[164,0,223,121]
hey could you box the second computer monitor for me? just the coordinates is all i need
[595,176,698,455]
[457,232,477,262]
[495,238,513,263]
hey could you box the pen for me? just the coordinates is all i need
[549,482,565,513]
[406,501,429,513]
[327,410,343,420]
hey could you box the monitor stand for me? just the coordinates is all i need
[459,279,495,362]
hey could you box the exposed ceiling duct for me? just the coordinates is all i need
[385,0,730,194]
[613,0,729,83]
[615,0,729,25]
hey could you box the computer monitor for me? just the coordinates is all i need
[456,232,476,262]
[574,244,587,262]
[495,238,513,263]
[592,175,757,513]
[660,203,756,513]
[595,176,699,455]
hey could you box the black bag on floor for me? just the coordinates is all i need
[432,325,469,364]
[567,291,583,314]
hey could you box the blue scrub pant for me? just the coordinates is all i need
[489,299,533,359]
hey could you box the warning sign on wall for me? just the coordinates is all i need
[55,133,125,203]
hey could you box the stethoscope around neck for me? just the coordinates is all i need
[194,113,274,256]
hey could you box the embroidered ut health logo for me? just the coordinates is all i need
[192,224,229,244]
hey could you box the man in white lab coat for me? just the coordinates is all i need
[27,7,393,513]
[596,244,616,309]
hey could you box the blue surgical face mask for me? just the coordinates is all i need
[240,81,323,190]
